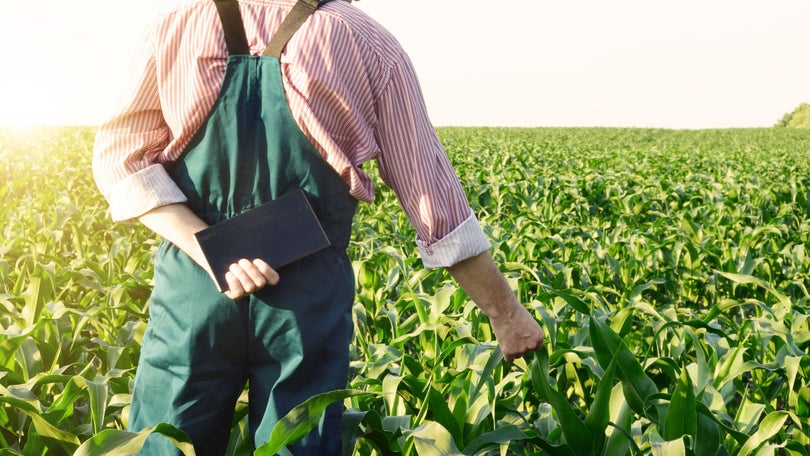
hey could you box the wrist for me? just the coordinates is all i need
[482,294,520,321]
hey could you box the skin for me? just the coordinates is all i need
[138,204,279,300]
[138,202,544,361]
[446,251,544,362]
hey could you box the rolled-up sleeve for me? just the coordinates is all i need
[92,30,187,223]
[101,164,188,222]
[416,211,491,268]
[374,51,490,268]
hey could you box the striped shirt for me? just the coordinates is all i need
[92,0,489,268]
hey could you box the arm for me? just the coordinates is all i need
[372,53,542,361]
[93,22,276,299]
[137,203,279,299]
[447,251,544,362]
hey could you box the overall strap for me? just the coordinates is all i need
[263,0,321,58]
[213,0,250,55]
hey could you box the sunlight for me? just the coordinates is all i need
[0,0,158,127]
[1,0,808,128]
[0,10,89,126]
[0,126,59,159]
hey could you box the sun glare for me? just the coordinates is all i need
[0,2,115,128]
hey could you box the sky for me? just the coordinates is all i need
[1,0,808,129]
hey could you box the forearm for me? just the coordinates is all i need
[446,251,519,319]
[137,203,209,271]
[446,250,544,362]
[137,203,279,299]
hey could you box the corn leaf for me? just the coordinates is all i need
[73,423,195,456]
[461,424,528,455]
[255,389,373,456]
[694,407,721,456]
[589,315,658,417]
[530,351,593,456]
[650,431,686,456]
[584,355,618,453]
[408,421,464,456]
[662,368,697,440]
[737,411,791,456]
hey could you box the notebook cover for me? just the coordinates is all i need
[194,189,331,292]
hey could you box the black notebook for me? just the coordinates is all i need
[194,189,331,292]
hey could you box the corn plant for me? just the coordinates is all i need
[1,126,809,455]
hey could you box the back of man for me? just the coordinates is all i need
[93,0,544,454]
[95,0,476,247]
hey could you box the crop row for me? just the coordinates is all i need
[1,126,809,455]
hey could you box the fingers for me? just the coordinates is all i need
[502,330,545,362]
[251,259,279,285]
[492,305,545,363]
[223,259,279,299]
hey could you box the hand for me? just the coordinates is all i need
[223,259,279,299]
[445,251,544,362]
[488,301,544,362]
[135,205,280,299]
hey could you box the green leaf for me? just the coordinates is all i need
[392,372,464,445]
[350,409,400,455]
[589,315,658,417]
[42,377,86,426]
[422,382,463,443]
[714,346,758,391]
[547,288,591,314]
[530,351,593,456]
[382,375,404,416]
[604,384,634,456]
[715,271,768,287]
[74,423,195,456]
[255,389,373,456]
[0,385,41,413]
[784,440,810,456]
[737,411,790,456]
[650,430,686,456]
[407,421,464,456]
[84,378,109,435]
[662,368,697,440]
[734,390,766,435]
[694,407,721,456]
[1,384,76,453]
[468,345,503,402]
[0,332,31,369]
[695,401,750,445]
[435,336,478,366]
[796,387,810,418]
[584,355,617,453]
[27,413,80,454]
[461,425,528,455]
[533,438,578,456]
[381,415,412,434]
[23,276,51,329]
[340,409,367,456]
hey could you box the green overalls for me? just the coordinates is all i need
[129,1,357,454]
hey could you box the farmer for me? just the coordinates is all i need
[92,0,543,454]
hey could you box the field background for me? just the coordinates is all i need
[1,126,809,455]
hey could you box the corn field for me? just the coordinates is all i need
[1,126,809,455]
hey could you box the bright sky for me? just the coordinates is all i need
[1,0,808,129]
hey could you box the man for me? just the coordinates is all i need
[93,0,543,454]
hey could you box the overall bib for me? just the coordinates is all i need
[129,1,357,454]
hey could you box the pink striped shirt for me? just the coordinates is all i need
[92,0,489,268]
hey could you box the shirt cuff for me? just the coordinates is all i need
[417,210,491,269]
[106,164,188,222]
